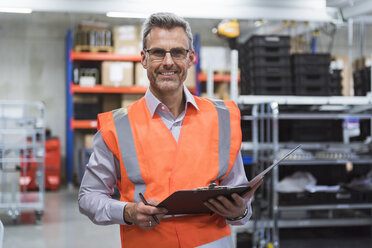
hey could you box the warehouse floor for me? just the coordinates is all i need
[1,188,372,248]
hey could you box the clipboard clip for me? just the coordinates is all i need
[195,181,227,191]
[208,182,217,189]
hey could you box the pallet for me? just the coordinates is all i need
[74,45,113,53]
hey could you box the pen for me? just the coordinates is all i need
[139,193,160,224]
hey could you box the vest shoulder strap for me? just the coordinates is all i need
[97,108,127,160]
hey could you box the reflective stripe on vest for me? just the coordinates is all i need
[112,108,145,203]
[210,99,231,182]
[112,99,232,201]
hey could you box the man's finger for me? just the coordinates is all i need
[216,195,236,209]
[204,201,222,215]
[231,193,245,206]
[207,198,229,215]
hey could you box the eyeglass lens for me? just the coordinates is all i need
[147,48,189,60]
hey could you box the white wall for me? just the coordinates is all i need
[0,13,68,172]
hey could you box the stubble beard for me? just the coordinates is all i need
[150,70,186,93]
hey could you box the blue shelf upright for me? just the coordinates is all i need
[65,29,74,185]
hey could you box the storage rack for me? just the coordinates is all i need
[0,101,46,223]
[65,29,147,185]
[232,95,372,248]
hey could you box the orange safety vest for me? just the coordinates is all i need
[97,96,242,248]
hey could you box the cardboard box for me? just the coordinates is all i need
[135,62,149,87]
[114,25,139,42]
[333,56,351,96]
[83,134,95,149]
[121,94,143,108]
[113,25,142,54]
[101,61,134,87]
[102,95,122,112]
[73,94,99,103]
[184,65,196,88]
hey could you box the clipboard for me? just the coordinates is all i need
[156,145,301,215]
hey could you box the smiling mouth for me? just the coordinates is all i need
[160,72,176,76]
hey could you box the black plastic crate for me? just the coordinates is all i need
[291,119,343,142]
[294,85,329,96]
[240,79,252,95]
[74,103,101,120]
[253,86,292,95]
[350,119,371,141]
[293,64,330,75]
[248,35,290,47]
[247,66,291,77]
[292,53,331,65]
[329,75,342,87]
[353,71,362,85]
[251,76,292,88]
[279,190,361,206]
[293,74,329,87]
[279,192,313,206]
[354,87,367,96]
[330,69,343,78]
[249,56,291,67]
[328,86,342,96]
[279,119,293,141]
[249,46,290,57]
[361,67,371,84]
[241,120,252,141]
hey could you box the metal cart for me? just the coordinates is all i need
[0,101,46,223]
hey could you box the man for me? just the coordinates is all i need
[78,12,262,248]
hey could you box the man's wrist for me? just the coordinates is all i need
[226,207,248,221]
[123,204,133,225]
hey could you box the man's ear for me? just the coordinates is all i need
[188,50,196,69]
[141,50,148,69]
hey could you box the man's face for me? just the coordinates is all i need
[141,27,195,95]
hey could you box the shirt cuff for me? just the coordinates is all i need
[110,201,130,225]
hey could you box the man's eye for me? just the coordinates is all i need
[171,49,184,56]
[151,49,165,57]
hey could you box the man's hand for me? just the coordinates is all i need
[204,179,263,220]
[124,199,168,230]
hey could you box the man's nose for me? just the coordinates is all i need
[162,52,175,67]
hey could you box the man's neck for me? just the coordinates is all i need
[150,86,185,119]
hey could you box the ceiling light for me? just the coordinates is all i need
[0,7,32,14]
[106,12,148,19]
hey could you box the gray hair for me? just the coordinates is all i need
[142,12,194,50]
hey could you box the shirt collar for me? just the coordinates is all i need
[145,85,199,117]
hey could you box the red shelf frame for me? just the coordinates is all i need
[198,74,240,83]
[71,119,97,129]
[70,84,148,94]
[70,51,142,62]
[71,83,196,95]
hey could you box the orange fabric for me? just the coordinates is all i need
[98,96,242,248]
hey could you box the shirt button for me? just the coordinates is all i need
[161,105,166,110]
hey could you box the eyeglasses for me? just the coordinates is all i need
[144,48,190,61]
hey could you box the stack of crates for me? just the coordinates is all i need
[240,35,292,95]
[353,67,371,96]
[329,69,343,96]
[292,53,331,96]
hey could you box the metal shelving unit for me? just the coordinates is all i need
[233,96,372,248]
[0,101,46,223]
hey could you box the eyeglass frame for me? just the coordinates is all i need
[144,48,191,61]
